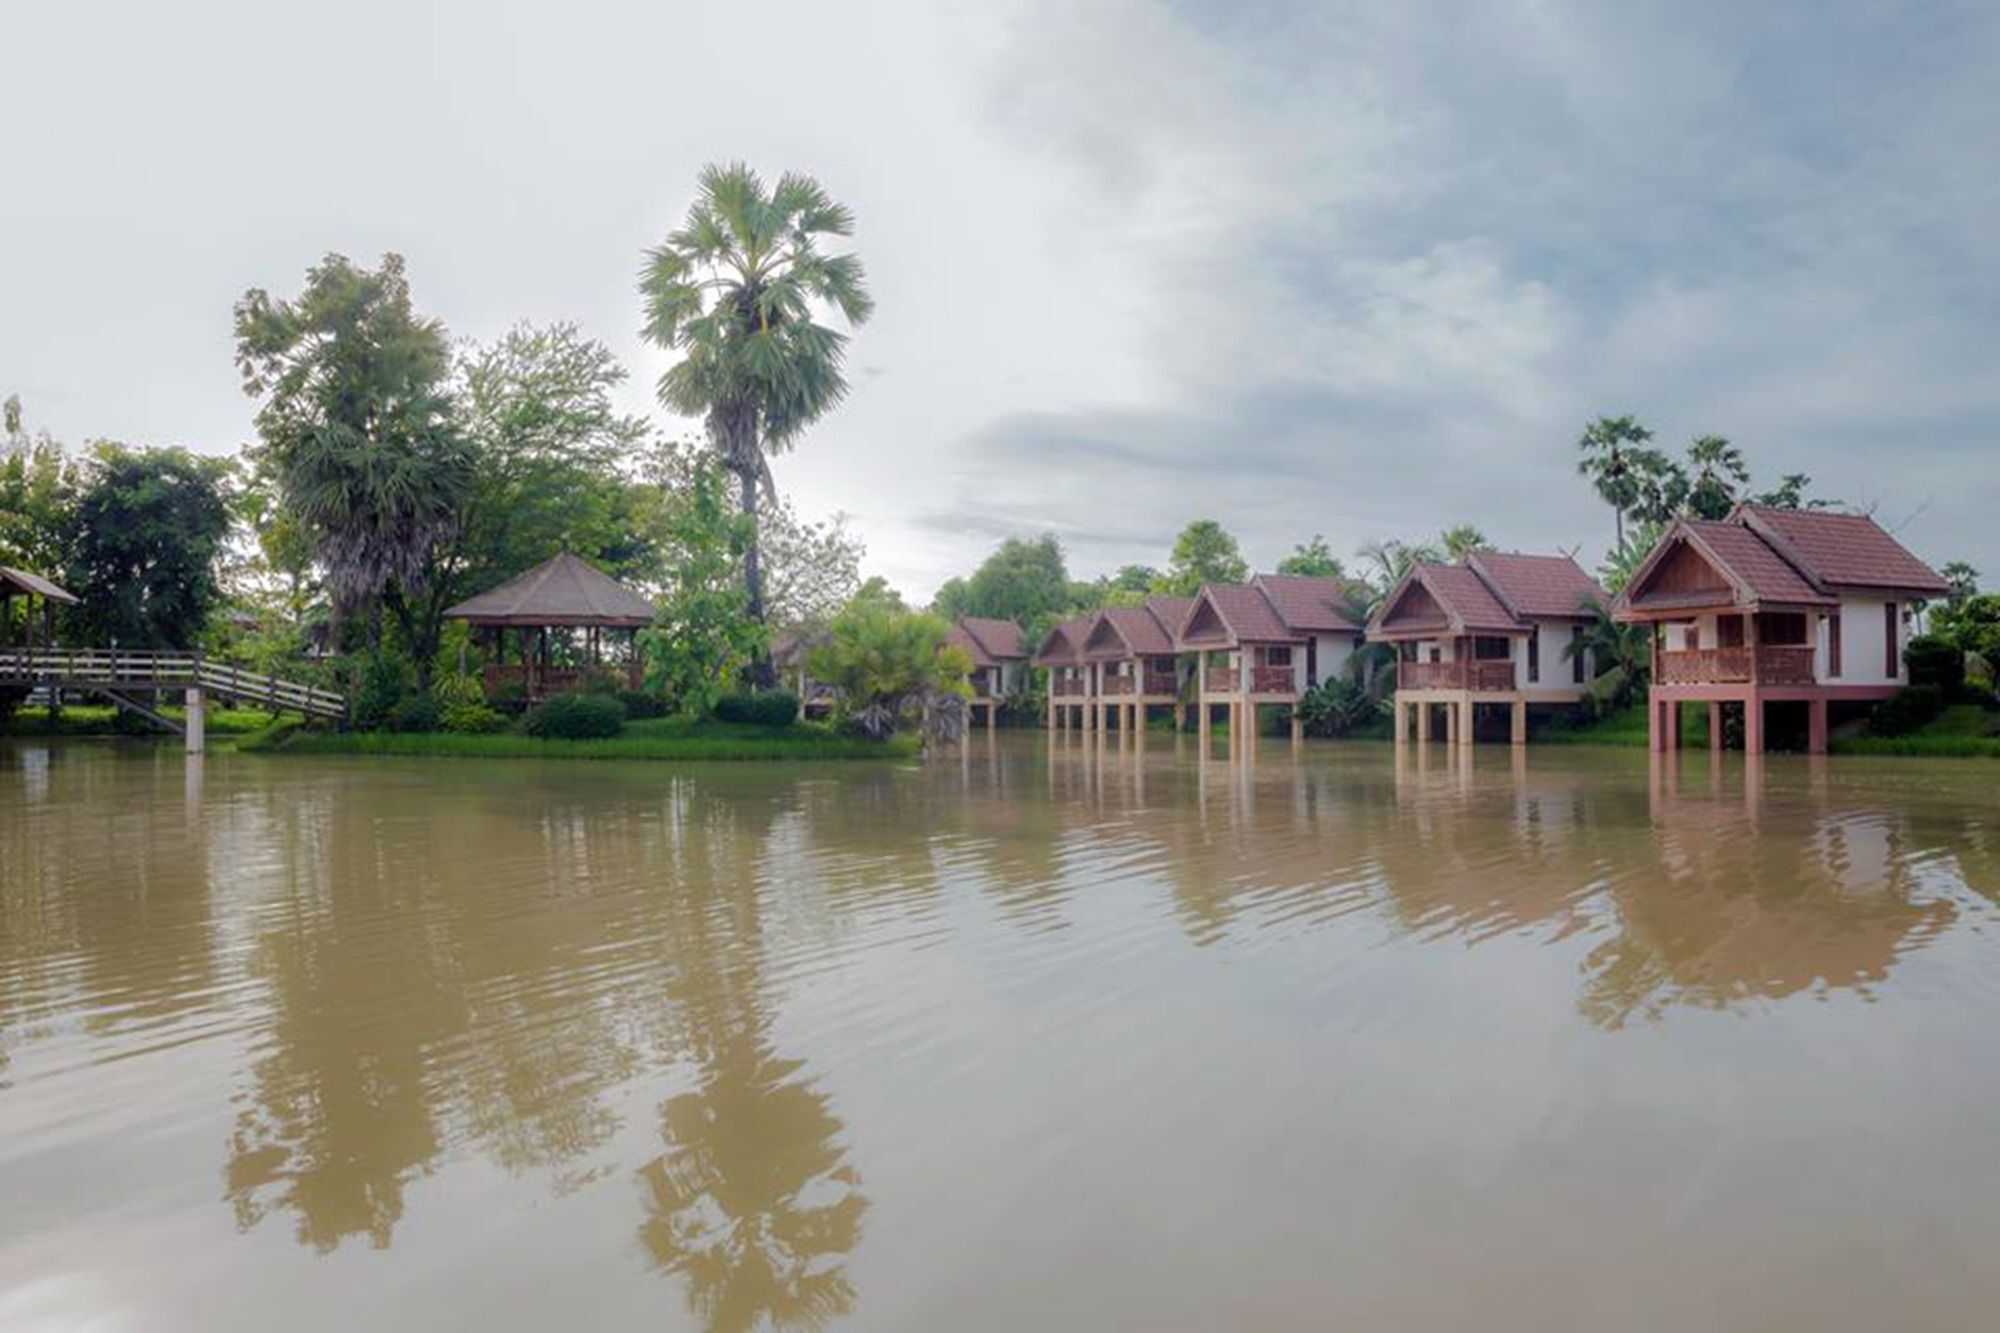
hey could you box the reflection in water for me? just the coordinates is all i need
[3,738,2000,1329]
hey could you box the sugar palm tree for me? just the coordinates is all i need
[1438,523,1489,561]
[641,164,873,685]
[1683,434,1748,520]
[1576,415,1661,549]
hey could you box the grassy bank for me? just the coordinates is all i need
[1830,704,2000,758]
[1,705,294,737]
[241,715,919,762]
[1530,701,1711,748]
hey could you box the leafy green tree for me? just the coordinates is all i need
[1093,563,1160,607]
[235,253,474,658]
[640,163,873,685]
[1356,538,1439,597]
[1597,521,1666,595]
[929,576,969,619]
[641,462,765,716]
[848,575,907,612]
[1683,434,1748,520]
[0,396,80,576]
[1940,561,1980,608]
[1276,536,1344,578]
[63,444,234,649]
[959,534,1075,631]
[806,602,970,739]
[1752,472,1838,510]
[1164,519,1248,595]
[1438,524,1490,561]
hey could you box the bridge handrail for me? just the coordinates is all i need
[0,646,346,718]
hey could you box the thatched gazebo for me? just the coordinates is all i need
[0,565,78,649]
[444,552,655,699]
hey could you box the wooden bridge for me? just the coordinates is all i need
[0,647,346,751]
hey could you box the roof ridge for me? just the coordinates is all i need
[1463,552,1524,622]
[1733,509,1831,595]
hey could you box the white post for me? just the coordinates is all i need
[185,687,206,755]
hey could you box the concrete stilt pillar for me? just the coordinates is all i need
[1663,699,1680,751]
[1443,699,1457,746]
[1393,698,1407,744]
[185,687,206,756]
[1709,700,1723,754]
[1510,700,1526,746]
[1460,700,1475,747]
[1198,700,1211,749]
[1807,697,1828,755]
[1417,700,1432,743]
[1744,695,1764,755]
[1290,708,1303,745]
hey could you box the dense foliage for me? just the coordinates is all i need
[523,693,627,739]
[63,445,233,649]
[806,602,971,740]
[640,461,767,716]
[713,691,802,727]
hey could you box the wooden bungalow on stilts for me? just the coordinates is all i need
[1034,616,1097,732]
[1079,598,1190,735]
[1612,505,1949,755]
[1371,552,1603,747]
[1178,574,1365,753]
[944,616,1030,732]
[443,552,656,701]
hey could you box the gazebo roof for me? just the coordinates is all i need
[0,565,78,603]
[444,552,655,628]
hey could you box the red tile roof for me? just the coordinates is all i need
[1031,617,1094,666]
[1687,520,1831,606]
[950,616,1028,666]
[1739,505,1950,596]
[1466,552,1604,619]
[1420,564,1520,633]
[1250,574,1367,632]
[1177,583,1288,645]
[1086,605,1178,658]
[1145,596,1195,641]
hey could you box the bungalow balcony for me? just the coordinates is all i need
[1143,671,1178,697]
[1050,675,1088,697]
[1101,674,1134,696]
[1397,659,1517,692]
[1655,645,1816,686]
[1205,665,1298,695]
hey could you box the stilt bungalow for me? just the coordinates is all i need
[1080,597,1192,733]
[1179,574,1366,747]
[944,616,1030,731]
[1034,616,1097,731]
[1612,505,1949,754]
[1371,551,1603,746]
[443,551,655,700]
[771,630,835,717]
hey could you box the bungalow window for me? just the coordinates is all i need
[1526,628,1540,684]
[1571,629,1586,684]
[1828,613,1842,678]
[1885,602,1898,677]
[1264,646,1293,668]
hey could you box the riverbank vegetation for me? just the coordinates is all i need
[241,715,918,762]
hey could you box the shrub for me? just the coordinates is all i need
[1870,683,1945,737]
[351,651,411,731]
[618,690,670,721]
[713,690,801,727]
[1293,678,1383,738]
[432,669,486,709]
[1904,635,1965,699]
[523,693,626,739]
[440,701,508,734]
[488,677,530,716]
[390,694,443,733]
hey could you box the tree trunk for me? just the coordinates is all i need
[737,464,777,689]
[714,403,776,690]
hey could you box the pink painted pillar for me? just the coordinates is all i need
[1743,693,1764,755]
[1709,701,1723,754]
[1807,697,1828,755]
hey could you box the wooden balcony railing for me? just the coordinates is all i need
[1050,675,1086,696]
[1143,672,1178,697]
[484,661,643,700]
[1101,674,1134,695]
[1656,646,1816,686]
[1204,667,1239,693]
[1397,660,1517,692]
[1249,665,1296,694]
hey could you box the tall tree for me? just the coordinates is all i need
[1575,414,1664,548]
[958,534,1075,633]
[640,461,764,717]
[1276,535,1344,578]
[640,163,873,686]
[64,444,233,649]
[1164,519,1249,595]
[1939,561,1980,608]
[234,253,473,661]
[1682,434,1748,520]
[0,395,80,574]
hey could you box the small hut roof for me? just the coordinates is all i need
[0,566,78,603]
[443,552,655,628]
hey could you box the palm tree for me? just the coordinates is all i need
[1437,523,1490,561]
[1575,415,1659,549]
[1565,593,1653,711]
[1683,434,1748,520]
[641,164,873,686]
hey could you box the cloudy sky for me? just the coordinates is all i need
[6,0,1996,597]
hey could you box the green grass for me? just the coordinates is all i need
[0,705,296,737]
[240,717,919,762]
[1528,701,1692,748]
[1831,704,2000,758]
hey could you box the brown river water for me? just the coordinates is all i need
[3,736,1999,1331]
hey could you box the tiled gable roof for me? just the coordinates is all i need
[1739,505,1950,596]
[1185,582,1295,644]
[1031,616,1093,667]
[1250,574,1366,632]
[1145,597,1195,643]
[1466,552,1603,619]
[1417,564,1520,633]
[1086,605,1177,658]
[950,616,1028,666]
[1682,521,1830,606]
